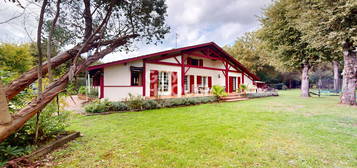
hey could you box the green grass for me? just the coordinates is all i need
[51,90,357,168]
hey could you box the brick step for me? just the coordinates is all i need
[222,97,249,102]
[220,95,246,100]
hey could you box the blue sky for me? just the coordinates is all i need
[0,0,272,62]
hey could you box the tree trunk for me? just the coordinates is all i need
[333,61,340,91]
[301,63,310,97]
[0,81,11,125]
[340,41,356,105]
[0,34,138,142]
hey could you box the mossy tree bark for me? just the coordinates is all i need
[301,63,310,97]
[340,40,356,105]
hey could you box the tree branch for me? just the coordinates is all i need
[0,34,139,142]
[83,0,92,39]
[46,0,61,82]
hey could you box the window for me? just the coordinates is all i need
[184,76,189,92]
[187,57,203,66]
[131,69,143,86]
[158,71,169,93]
[232,77,237,91]
[201,76,207,87]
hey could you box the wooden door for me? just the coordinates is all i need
[229,76,234,93]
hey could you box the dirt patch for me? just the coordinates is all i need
[63,95,90,114]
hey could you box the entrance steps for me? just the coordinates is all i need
[220,93,248,102]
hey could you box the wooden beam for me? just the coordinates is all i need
[181,55,185,95]
[184,67,191,74]
[184,52,222,60]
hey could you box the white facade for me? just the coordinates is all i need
[89,43,257,101]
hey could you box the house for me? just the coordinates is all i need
[87,42,259,101]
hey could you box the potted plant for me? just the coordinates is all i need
[239,84,248,96]
[212,85,228,99]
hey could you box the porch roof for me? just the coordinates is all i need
[87,42,259,80]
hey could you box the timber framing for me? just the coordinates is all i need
[87,42,259,81]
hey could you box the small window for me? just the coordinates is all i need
[187,57,203,66]
[131,70,142,86]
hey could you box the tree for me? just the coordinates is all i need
[0,0,169,142]
[258,0,328,97]
[296,0,356,105]
[0,44,34,74]
[224,32,282,83]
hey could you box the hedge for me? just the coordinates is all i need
[84,96,218,113]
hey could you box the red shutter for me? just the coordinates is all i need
[242,73,245,84]
[190,75,194,93]
[197,76,202,86]
[199,59,203,67]
[229,76,234,93]
[171,72,178,96]
[150,70,159,97]
[208,76,212,88]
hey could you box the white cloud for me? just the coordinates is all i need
[0,0,272,63]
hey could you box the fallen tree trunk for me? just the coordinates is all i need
[0,81,12,125]
[0,34,138,142]
[5,38,123,101]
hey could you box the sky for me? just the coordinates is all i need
[0,0,272,63]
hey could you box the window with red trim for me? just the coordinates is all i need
[131,69,143,86]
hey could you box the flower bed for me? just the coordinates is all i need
[84,96,218,113]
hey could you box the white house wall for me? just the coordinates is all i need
[104,87,142,101]
[100,54,256,101]
[145,62,182,97]
[104,60,143,85]
[103,60,144,101]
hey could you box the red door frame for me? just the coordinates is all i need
[99,75,104,98]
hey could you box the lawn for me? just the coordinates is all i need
[50,90,357,168]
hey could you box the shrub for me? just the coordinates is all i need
[110,101,129,111]
[211,85,227,97]
[142,99,160,110]
[0,102,69,163]
[124,94,146,111]
[87,88,99,98]
[78,86,86,95]
[84,99,111,113]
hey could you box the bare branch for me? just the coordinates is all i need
[46,0,61,82]
[83,0,92,39]
[0,10,25,24]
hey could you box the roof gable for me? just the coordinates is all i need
[88,42,259,80]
